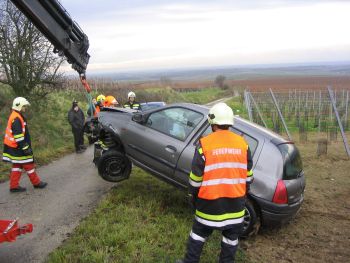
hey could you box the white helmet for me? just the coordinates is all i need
[128,91,136,98]
[208,102,234,126]
[12,97,30,111]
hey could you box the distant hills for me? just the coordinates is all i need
[86,62,350,82]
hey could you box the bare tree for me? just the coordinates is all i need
[215,75,226,89]
[0,0,65,99]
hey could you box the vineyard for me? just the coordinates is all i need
[242,86,350,157]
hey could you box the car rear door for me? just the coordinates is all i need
[123,107,204,183]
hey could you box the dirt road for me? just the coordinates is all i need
[0,147,113,263]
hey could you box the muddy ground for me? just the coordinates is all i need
[243,139,350,263]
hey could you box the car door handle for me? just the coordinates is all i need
[165,145,177,153]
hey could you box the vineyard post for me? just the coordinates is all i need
[269,88,292,140]
[249,92,267,128]
[327,86,350,158]
[244,90,253,122]
[318,91,322,133]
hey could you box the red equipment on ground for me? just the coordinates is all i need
[0,219,33,243]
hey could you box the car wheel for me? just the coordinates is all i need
[97,150,132,182]
[241,199,260,238]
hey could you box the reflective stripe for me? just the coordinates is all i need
[5,134,15,141]
[190,231,206,242]
[14,134,24,139]
[222,237,238,246]
[189,172,202,182]
[27,169,35,174]
[3,156,33,163]
[201,178,246,186]
[204,162,247,172]
[246,177,253,183]
[196,209,245,221]
[15,137,25,142]
[189,180,202,187]
[198,148,203,154]
[195,216,244,227]
[247,170,253,176]
[11,168,22,172]
[22,145,29,150]
[3,153,33,160]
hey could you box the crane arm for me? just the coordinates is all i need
[10,0,90,75]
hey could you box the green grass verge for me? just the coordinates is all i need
[47,168,248,263]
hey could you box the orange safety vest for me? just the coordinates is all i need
[198,130,248,200]
[4,110,26,148]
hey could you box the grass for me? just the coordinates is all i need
[47,168,248,263]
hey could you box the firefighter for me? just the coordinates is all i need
[104,95,119,107]
[87,94,105,117]
[3,97,47,193]
[177,102,254,263]
[123,91,141,110]
[68,100,86,153]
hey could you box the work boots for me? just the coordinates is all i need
[34,181,47,189]
[10,186,26,193]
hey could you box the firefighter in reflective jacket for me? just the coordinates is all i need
[178,102,253,263]
[3,97,47,192]
[123,91,141,110]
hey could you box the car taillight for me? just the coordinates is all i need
[272,180,288,204]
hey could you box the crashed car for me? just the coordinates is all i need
[94,103,305,236]
[140,101,166,111]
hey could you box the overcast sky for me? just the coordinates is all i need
[59,0,350,73]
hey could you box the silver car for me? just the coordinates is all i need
[94,103,305,236]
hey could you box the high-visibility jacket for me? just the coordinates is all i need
[123,101,141,110]
[3,110,33,164]
[188,129,253,229]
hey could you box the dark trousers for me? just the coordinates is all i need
[72,128,84,151]
[183,220,241,263]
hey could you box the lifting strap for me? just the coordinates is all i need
[80,73,96,113]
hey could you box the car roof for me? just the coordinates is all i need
[167,103,289,144]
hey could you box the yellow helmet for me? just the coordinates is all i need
[96,94,106,102]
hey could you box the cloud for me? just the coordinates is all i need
[58,0,350,72]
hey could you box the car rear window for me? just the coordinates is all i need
[199,126,258,156]
[278,144,303,180]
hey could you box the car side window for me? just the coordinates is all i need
[146,107,203,140]
[198,125,258,156]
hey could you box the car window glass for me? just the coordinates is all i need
[199,125,258,155]
[146,107,203,140]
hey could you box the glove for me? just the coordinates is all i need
[22,146,33,156]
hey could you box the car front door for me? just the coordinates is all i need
[123,107,204,185]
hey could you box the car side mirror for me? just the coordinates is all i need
[132,113,145,123]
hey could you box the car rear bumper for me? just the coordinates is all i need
[251,193,304,226]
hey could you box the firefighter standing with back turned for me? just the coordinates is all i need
[3,97,47,192]
[177,102,253,263]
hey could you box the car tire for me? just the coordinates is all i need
[97,150,132,182]
[241,199,261,238]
